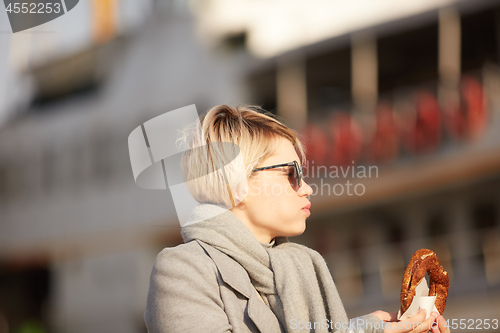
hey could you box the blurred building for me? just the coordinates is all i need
[0,1,252,332]
[1,0,500,332]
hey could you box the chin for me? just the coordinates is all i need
[287,222,307,237]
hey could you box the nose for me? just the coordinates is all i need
[298,180,313,197]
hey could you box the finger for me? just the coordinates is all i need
[387,312,399,322]
[429,313,445,333]
[395,310,427,333]
[384,321,406,333]
[430,319,440,333]
[409,309,427,323]
[405,311,437,333]
[436,315,450,333]
[374,311,399,322]
[420,312,439,333]
[370,310,393,322]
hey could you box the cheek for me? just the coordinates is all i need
[246,177,261,199]
[246,179,270,208]
[246,180,282,211]
[246,177,298,214]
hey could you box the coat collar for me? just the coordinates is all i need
[197,241,284,333]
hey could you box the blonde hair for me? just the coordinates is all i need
[179,105,305,208]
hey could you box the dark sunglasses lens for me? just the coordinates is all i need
[294,162,302,189]
[285,166,295,190]
[287,164,300,191]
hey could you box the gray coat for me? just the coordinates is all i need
[144,240,382,333]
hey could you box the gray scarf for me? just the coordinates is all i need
[181,204,349,333]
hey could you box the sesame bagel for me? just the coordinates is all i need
[400,249,449,314]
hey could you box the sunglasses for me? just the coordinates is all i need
[252,160,303,191]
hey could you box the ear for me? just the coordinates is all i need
[232,181,249,206]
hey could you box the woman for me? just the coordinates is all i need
[144,105,449,333]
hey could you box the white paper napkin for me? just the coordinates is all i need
[398,278,438,320]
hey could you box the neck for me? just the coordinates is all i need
[230,207,274,244]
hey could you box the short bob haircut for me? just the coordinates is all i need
[179,105,305,208]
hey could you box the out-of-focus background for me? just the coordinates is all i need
[1,0,499,332]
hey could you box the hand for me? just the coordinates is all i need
[383,309,438,333]
[370,310,398,322]
[430,313,450,333]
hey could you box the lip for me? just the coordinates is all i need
[302,203,311,216]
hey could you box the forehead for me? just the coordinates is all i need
[262,138,300,166]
